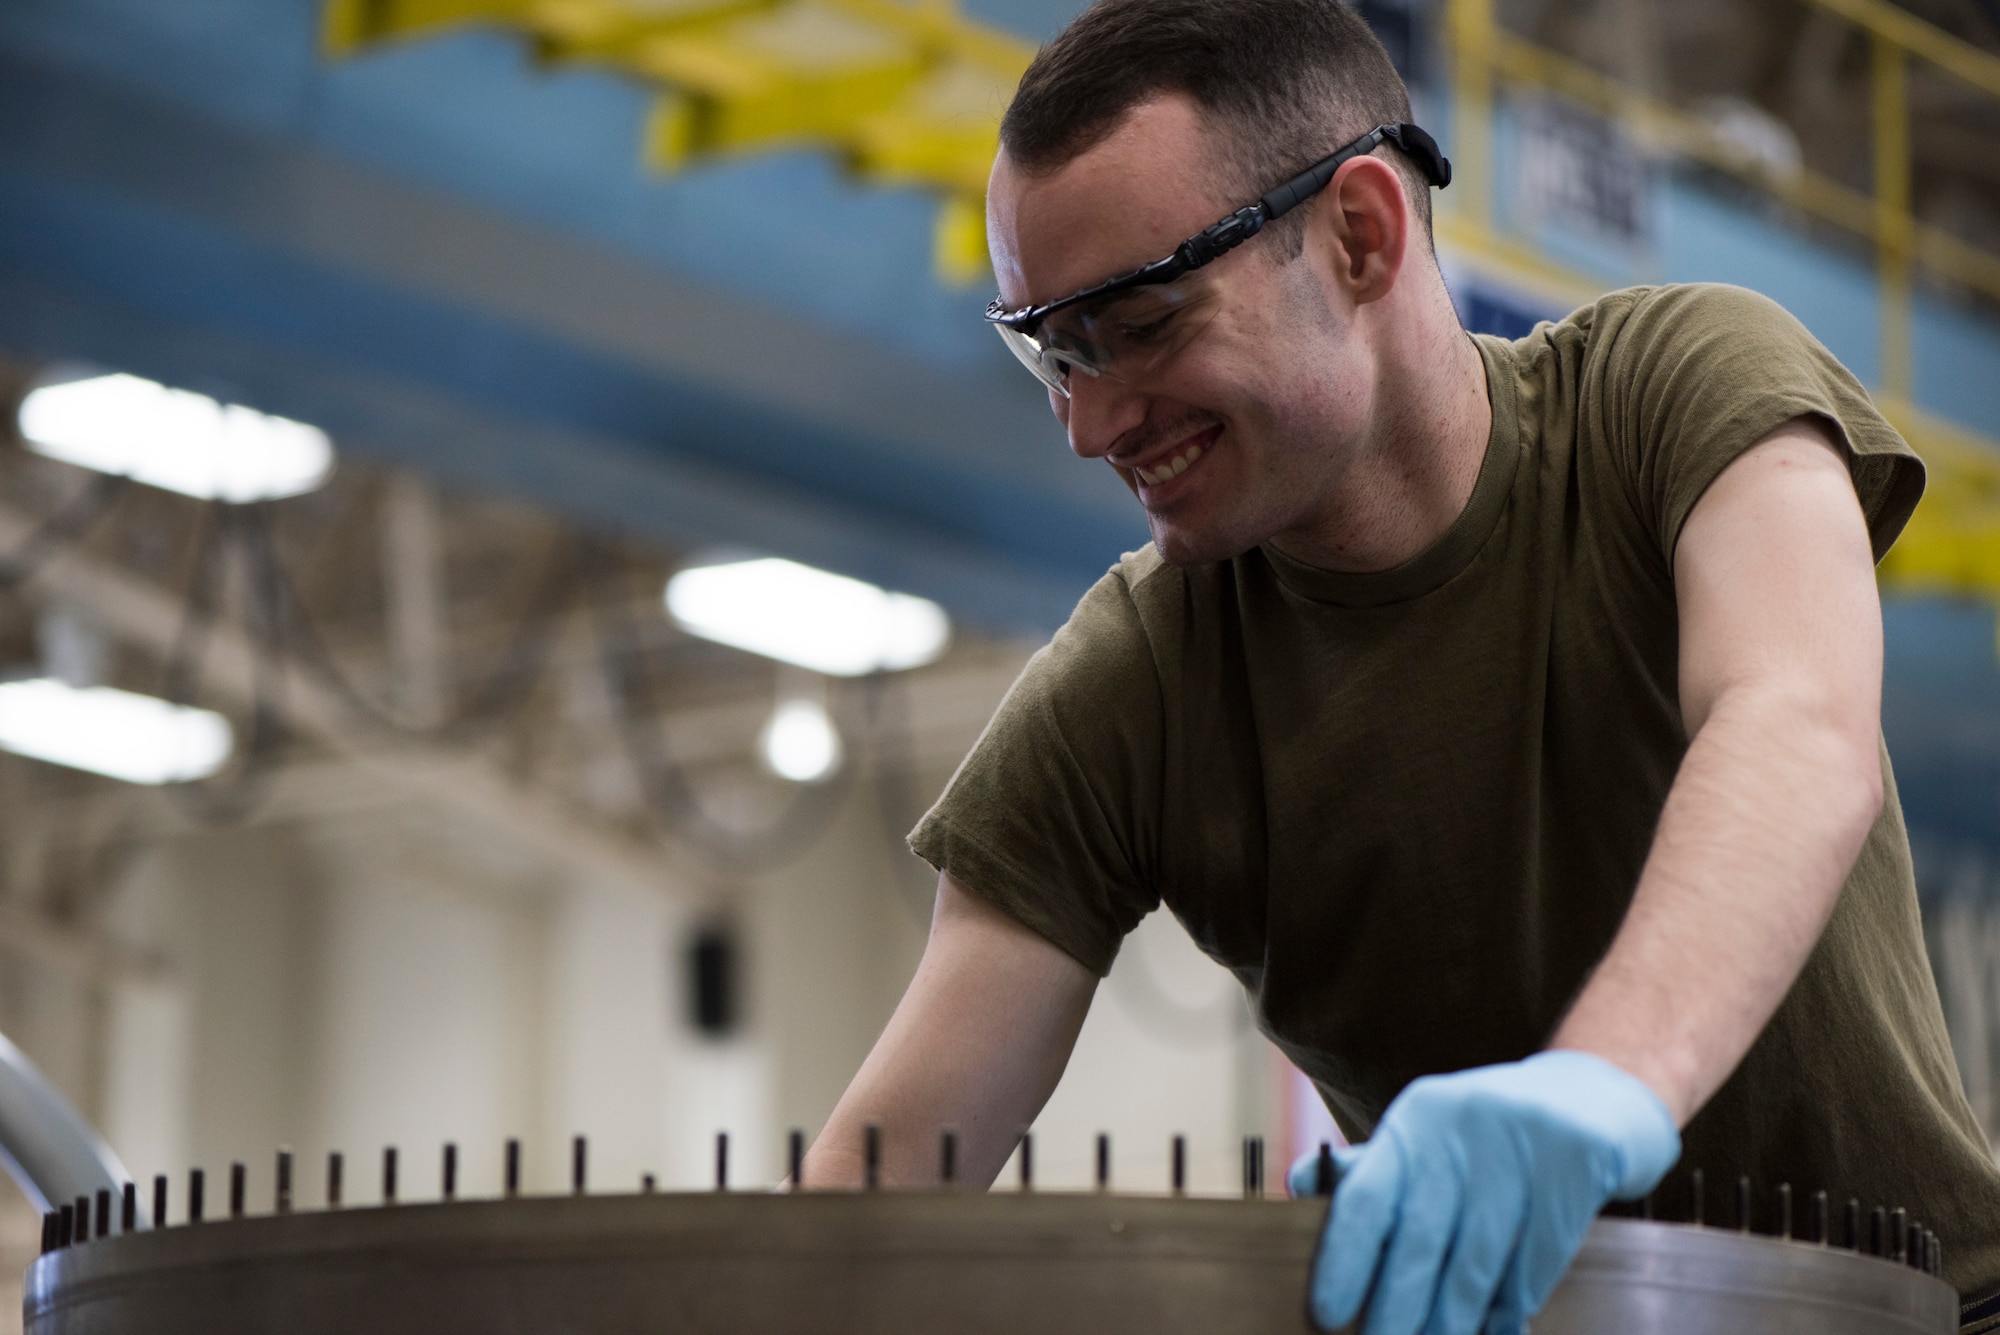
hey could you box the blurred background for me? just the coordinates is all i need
[3,0,2000,1323]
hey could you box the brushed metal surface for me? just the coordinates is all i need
[21,1192,1959,1334]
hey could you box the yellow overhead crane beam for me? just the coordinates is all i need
[321,0,1032,284]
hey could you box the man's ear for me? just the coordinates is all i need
[1323,156,1410,305]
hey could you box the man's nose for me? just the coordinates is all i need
[1059,372,1149,460]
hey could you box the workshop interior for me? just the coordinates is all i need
[5,0,2000,1329]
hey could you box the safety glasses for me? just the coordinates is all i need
[987,122,1451,397]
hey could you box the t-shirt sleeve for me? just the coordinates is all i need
[907,566,1165,976]
[1592,283,1925,563]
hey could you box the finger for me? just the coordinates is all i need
[1289,1152,1319,1200]
[1512,1191,1602,1316]
[1480,1238,1534,1335]
[1423,1171,1526,1335]
[1480,1286,1530,1335]
[1311,1141,1402,1332]
[1362,1146,1464,1335]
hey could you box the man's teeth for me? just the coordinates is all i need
[1137,442,1203,485]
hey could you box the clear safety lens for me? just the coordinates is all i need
[994,277,1222,398]
[995,323,1079,396]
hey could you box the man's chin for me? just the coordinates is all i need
[1148,517,1259,568]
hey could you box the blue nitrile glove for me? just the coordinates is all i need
[1286,1050,1679,1335]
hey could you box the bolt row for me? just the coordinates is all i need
[1638,1169,1942,1277]
[45,1138,1940,1284]
[39,1129,1297,1255]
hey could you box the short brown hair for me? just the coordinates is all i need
[999,0,1430,254]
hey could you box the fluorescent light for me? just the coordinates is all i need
[18,372,333,502]
[0,680,232,784]
[665,558,950,676]
[759,699,843,783]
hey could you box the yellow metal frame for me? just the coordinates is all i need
[322,0,1030,285]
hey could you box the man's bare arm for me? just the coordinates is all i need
[802,872,1099,1188]
[1552,416,1887,1124]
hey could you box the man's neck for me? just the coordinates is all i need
[1266,283,1494,574]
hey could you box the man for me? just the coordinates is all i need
[801,0,2000,1330]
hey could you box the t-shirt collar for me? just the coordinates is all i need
[1258,334,1521,609]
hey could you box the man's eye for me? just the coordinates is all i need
[1117,314,1178,343]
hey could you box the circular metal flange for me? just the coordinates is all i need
[23,1193,1958,1334]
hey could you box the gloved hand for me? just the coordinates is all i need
[1285,1050,1679,1335]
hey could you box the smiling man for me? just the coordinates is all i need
[801,0,2000,1330]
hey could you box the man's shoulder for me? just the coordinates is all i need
[1097,544,1248,626]
[1531,283,1810,363]
[1047,544,1241,678]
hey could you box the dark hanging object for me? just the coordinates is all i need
[686,923,739,1038]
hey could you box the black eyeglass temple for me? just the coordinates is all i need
[1261,123,1452,224]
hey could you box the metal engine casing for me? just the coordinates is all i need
[23,1191,1959,1334]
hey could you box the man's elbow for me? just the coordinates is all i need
[1789,689,1885,848]
[1712,679,1884,844]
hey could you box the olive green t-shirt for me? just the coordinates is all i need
[912,283,2000,1293]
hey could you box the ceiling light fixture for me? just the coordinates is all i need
[18,372,334,502]
[665,557,950,676]
[0,680,233,784]
[759,698,844,784]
